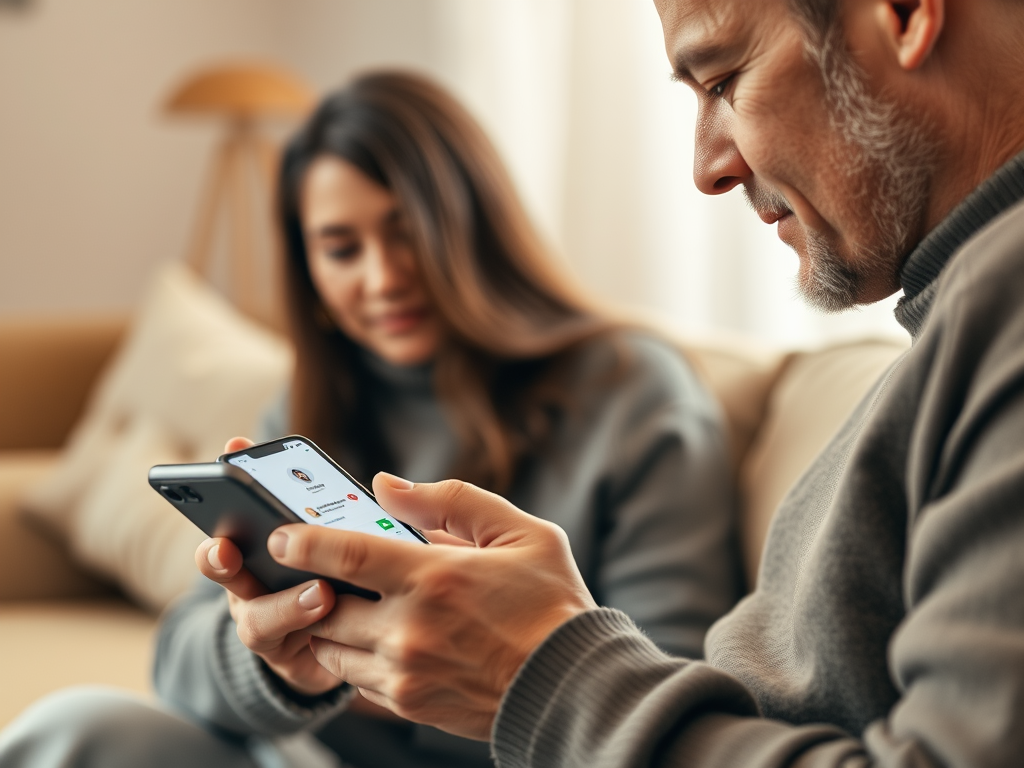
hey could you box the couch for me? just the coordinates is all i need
[0,315,908,728]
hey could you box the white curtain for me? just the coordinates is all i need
[429,0,906,349]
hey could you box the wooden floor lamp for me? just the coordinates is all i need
[164,62,315,328]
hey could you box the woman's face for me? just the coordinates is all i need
[300,155,444,366]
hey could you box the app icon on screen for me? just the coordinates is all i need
[375,518,395,531]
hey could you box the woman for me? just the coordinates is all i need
[0,72,740,768]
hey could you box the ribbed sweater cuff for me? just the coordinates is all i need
[491,608,668,767]
[217,619,354,734]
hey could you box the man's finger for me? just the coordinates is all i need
[234,579,335,653]
[269,524,426,595]
[224,436,255,453]
[308,593,385,651]
[308,637,386,693]
[195,537,266,601]
[421,529,474,547]
[372,474,540,548]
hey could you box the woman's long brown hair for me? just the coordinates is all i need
[279,71,611,492]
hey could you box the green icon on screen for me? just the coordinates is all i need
[376,518,395,531]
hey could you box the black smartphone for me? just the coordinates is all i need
[149,435,428,599]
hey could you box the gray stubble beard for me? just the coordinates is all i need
[794,24,939,313]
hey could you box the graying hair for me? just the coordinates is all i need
[787,0,841,39]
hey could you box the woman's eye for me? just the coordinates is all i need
[326,243,360,261]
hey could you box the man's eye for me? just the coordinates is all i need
[709,75,735,98]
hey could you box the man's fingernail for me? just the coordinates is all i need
[298,583,322,609]
[207,544,225,571]
[268,530,288,558]
[379,472,414,490]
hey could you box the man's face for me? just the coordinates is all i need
[656,0,938,311]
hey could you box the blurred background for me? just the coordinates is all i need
[0,0,905,347]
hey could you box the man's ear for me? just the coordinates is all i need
[879,0,945,70]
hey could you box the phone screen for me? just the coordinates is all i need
[227,438,419,543]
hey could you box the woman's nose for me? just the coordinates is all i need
[363,244,408,296]
[692,99,751,196]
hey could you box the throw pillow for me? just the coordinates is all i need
[20,263,292,611]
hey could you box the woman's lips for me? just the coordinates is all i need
[370,307,431,335]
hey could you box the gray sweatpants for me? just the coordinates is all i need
[0,687,340,768]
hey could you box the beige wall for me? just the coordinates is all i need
[0,0,437,316]
[0,0,905,345]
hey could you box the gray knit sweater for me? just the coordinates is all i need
[492,154,1024,767]
[153,332,741,768]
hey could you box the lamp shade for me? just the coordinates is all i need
[164,61,315,120]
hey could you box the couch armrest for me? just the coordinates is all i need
[0,451,112,601]
[0,316,126,451]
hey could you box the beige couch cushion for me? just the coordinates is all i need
[739,338,909,586]
[0,600,156,728]
[20,264,292,612]
[0,317,125,452]
[678,334,788,469]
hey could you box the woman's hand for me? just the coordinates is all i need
[192,437,343,697]
[266,474,597,740]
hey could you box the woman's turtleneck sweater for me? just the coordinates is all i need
[351,351,458,485]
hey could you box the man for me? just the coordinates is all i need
[222,0,1024,764]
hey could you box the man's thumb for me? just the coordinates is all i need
[371,473,535,548]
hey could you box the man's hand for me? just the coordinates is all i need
[193,437,343,697]
[267,473,597,741]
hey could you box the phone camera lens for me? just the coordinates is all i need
[179,486,203,503]
[160,486,184,503]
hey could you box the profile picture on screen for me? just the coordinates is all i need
[304,506,321,518]
[289,468,313,483]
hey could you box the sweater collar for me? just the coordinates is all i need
[359,348,434,394]
[894,151,1024,338]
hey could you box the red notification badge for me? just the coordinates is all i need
[347,493,358,501]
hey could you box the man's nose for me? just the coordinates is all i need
[692,100,750,196]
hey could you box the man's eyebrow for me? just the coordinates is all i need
[670,42,738,84]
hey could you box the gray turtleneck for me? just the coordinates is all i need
[492,154,1024,768]
[152,332,741,768]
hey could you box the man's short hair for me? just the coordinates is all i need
[791,0,1024,40]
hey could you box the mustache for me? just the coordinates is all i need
[743,182,792,217]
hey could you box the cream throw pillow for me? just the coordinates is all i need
[21,263,292,611]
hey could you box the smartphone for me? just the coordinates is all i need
[149,435,428,599]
